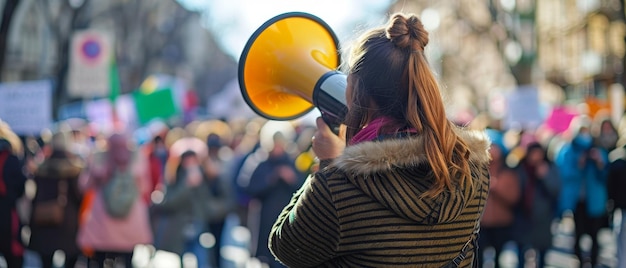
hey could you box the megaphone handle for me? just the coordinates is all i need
[321,112,341,135]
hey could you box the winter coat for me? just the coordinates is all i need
[269,127,491,268]
[76,151,153,252]
[608,146,626,209]
[0,150,26,257]
[150,167,215,256]
[480,166,520,228]
[205,157,237,225]
[246,152,305,266]
[513,163,561,251]
[555,143,609,218]
[28,152,84,257]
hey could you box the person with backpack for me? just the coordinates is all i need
[77,133,153,267]
[0,138,26,268]
[28,131,84,268]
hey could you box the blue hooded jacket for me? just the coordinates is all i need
[555,134,609,218]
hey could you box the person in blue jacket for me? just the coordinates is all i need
[555,116,609,267]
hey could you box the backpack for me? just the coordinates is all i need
[31,180,67,226]
[102,165,138,218]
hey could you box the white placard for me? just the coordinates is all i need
[0,80,52,135]
[85,98,113,134]
[504,85,544,130]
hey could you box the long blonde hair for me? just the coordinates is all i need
[345,13,472,197]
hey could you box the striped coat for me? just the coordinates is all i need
[269,127,491,267]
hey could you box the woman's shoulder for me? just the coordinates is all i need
[453,126,491,165]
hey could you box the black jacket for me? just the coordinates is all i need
[608,146,626,209]
[28,152,83,257]
[0,150,26,253]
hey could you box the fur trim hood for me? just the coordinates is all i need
[330,126,491,224]
[335,127,491,174]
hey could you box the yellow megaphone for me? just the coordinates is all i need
[238,12,347,130]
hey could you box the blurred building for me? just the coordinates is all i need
[388,0,626,127]
[536,0,625,102]
[388,0,518,123]
[1,0,236,118]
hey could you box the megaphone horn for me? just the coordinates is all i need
[238,12,347,130]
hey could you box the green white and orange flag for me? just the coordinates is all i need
[109,56,121,129]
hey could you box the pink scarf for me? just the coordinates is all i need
[349,117,417,145]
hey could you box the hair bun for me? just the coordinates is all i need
[385,13,429,52]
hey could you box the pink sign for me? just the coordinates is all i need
[544,106,578,134]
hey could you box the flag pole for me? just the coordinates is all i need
[109,55,121,131]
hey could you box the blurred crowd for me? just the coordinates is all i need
[0,116,316,268]
[477,111,626,268]
[0,109,626,268]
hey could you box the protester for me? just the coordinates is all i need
[480,133,520,268]
[513,142,561,268]
[268,12,491,267]
[204,133,236,267]
[77,133,153,268]
[591,114,619,153]
[145,135,168,202]
[28,131,84,268]
[608,139,626,268]
[246,122,304,268]
[151,135,169,175]
[230,119,263,228]
[555,116,610,267]
[151,149,214,268]
[0,138,26,268]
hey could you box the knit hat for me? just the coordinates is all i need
[485,128,508,155]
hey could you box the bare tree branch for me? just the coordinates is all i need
[0,0,21,77]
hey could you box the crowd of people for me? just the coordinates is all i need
[0,116,314,268]
[478,112,626,268]
[0,112,625,268]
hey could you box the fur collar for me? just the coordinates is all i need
[334,126,491,175]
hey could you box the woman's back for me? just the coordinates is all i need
[269,127,490,267]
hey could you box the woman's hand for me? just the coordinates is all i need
[312,117,346,160]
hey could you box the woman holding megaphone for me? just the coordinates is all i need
[267,12,491,268]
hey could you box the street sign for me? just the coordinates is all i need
[68,30,113,97]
